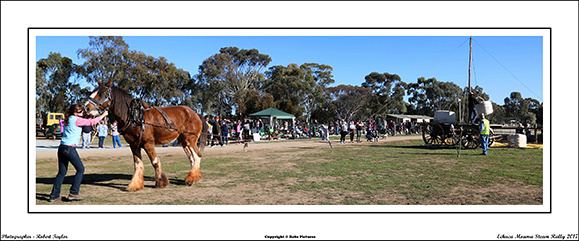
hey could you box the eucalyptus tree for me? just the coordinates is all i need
[361,72,407,117]
[77,36,188,106]
[128,53,188,106]
[264,63,306,119]
[325,85,372,121]
[196,47,271,117]
[238,90,275,117]
[300,63,335,121]
[526,98,543,125]
[77,36,132,89]
[263,63,334,121]
[36,52,87,114]
[406,77,463,116]
[503,92,529,122]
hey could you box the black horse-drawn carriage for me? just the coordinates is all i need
[420,118,496,149]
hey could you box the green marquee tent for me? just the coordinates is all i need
[248,107,296,129]
[249,107,295,119]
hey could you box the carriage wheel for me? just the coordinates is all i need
[445,134,460,146]
[461,129,480,149]
[422,124,443,146]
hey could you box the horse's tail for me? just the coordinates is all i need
[197,113,208,154]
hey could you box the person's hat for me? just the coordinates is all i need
[215,116,220,120]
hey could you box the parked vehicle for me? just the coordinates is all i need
[45,123,62,139]
[36,112,64,138]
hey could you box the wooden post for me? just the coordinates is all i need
[534,124,538,144]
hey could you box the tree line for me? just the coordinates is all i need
[36,36,543,125]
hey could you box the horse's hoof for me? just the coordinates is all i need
[155,174,169,188]
[185,172,202,186]
[155,182,168,188]
[126,183,144,191]
[126,186,142,192]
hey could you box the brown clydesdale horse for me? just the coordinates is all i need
[85,80,207,191]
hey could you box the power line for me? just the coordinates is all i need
[473,39,543,102]
[422,38,469,78]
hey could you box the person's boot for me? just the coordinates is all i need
[68,194,85,201]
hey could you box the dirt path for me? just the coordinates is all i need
[35,135,423,160]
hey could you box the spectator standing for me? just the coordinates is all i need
[81,123,93,149]
[389,121,396,136]
[355,120,364,143]
[236,120,242,144]
[221,120,229,146]
[366,120,374,142]
[349,121,356,143]
[211,117,223,147]
[243,119,251,141]
[340,120,348,144]
[97,121,108,148]
[111,121,123,148]
[206,117,212,146]
[372,120,380,142]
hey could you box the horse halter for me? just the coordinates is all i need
[87,85,112,112]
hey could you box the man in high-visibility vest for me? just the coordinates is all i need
[479,113,490,155]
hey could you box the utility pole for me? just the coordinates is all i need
[468,36,472,94]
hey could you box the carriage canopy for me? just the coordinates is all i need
[386,114,433,123]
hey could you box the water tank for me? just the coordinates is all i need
[434,110,456,124]
[475,101,493,115]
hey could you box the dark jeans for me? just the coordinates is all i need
[98,136,105,147]
[211,134,223,146]
[340,131,347,142]
[469,107,478,123]
[50,145,84,199]
[221,132,228,144]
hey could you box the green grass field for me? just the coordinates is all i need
[36,138,543,205]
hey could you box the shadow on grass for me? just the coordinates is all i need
[36,173,195,201]
[37,172,191,189]
[366,144,483,156]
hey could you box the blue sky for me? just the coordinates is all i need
[36,35,544,104]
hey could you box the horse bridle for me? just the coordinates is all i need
[87,85,112,112]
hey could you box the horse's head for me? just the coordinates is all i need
[85,79,113,116]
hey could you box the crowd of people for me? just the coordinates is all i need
[201,116,424,147]
[60,113,424,149]
[205,117,265,147]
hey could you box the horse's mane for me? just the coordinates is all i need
[110,85,150,123]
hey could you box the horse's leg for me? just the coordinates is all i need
[126,145,145,191]
[181,134,202,185]
[143,143,169,188]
